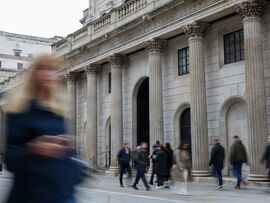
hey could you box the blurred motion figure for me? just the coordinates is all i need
[4,55,80,203]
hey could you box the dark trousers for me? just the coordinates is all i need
[149,165,156,184]
[233,162,243,186]
[157,175,166,186]
[119,163,132,185]
[133,165,148,188]
[213,166,223,186]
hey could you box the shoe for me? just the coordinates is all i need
[218,186,224,191]
[132,185,139,190]
[120,184,124,188]
[235,185,240,189]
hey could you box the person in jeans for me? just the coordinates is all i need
[132,142,150,191]
[209,139,225,190]
[230,135,248,189]
[117,143,132,187]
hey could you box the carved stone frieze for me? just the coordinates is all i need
[237,0,266,19]
[183,21,207,39]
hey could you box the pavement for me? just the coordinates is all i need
[0,170,270,203]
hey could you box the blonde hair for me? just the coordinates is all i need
[5,54,66,116]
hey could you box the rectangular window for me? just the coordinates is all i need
[14,51,21,56]
[178,47,190,76]
[224,29,244,64]
[17,63,23,70]
[108,72,111,94]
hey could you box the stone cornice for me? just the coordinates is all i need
[237,0,266,19]
[108,54,124,65]
[183,21,207,39]
[144,39,165,55]
[84,64,100,75]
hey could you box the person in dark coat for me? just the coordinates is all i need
[230,135,248,189]
[165,143,174,181]
[117,143,132,187]
[4,55,80,203]
[149,140,160,185]
[261,135,270,192]
[155,145,169,188]
[132,142,150,191]
[209,139,225,190]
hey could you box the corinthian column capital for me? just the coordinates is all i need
[108,54,124,65]
[237,0,266,19]
[183,21,207,39]
[84,64,100,75]
[144,38,165,55]
[65,72,76,83]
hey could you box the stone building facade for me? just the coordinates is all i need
[5,0,266,181]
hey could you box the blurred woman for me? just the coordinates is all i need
[4,55,80,203]
[171,143,192,195]
[155,145,168,189]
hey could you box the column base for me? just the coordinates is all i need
[191,170,211,177]
[105,166,119,176]
[247,174,269,182]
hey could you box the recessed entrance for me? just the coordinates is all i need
[137,78,149,146]
[180,108,191,155]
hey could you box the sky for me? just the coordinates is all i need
[0,0,89,38]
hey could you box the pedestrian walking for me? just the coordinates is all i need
[230,135,248,189]
[165,142,174,181]
[132,142,150,191]
[209,139,225,190]
[149,140,160,185]
[171,143,192,195]
[261,135,270,193]
[4,55,81,203]
[155,145,169,189]
[117,143,132,187]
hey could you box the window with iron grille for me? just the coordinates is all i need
[108,72,111,94]
[178,47,190,76]
[224,29,244,65]
[17,63,23,70]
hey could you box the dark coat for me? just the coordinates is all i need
[209,143,225,169]
[261,145,270,169]
[5,101,80,203]
[165,148,174,170]
[133,150,149,167]
[155,150,169,176]
[230,141,248,165]
[117,148,131,165]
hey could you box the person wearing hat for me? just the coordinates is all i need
[230,135,248,189]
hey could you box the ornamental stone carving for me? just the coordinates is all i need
[108,54,124,65]
[183,21,207,39]
[144,38,165,55]
[65,72,76,82]
[84,64,100,75]
[237,0,266,19]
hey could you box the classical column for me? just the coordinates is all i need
[237,0,267,181]
[144,39,164,146]
[84,64,99,166]
[184,22,210,177]
[106,54,124,175]
[65,72,76,140]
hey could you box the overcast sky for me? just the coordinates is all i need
[0,0,89,38]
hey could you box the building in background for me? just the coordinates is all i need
[0,30,62,82]
[2,0,270,183]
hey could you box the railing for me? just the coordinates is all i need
[93,13,112,32]
[53,0,174,56]
[117,0,147,20]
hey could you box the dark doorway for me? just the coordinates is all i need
[137,78,149,146]
[180,108,191,155]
